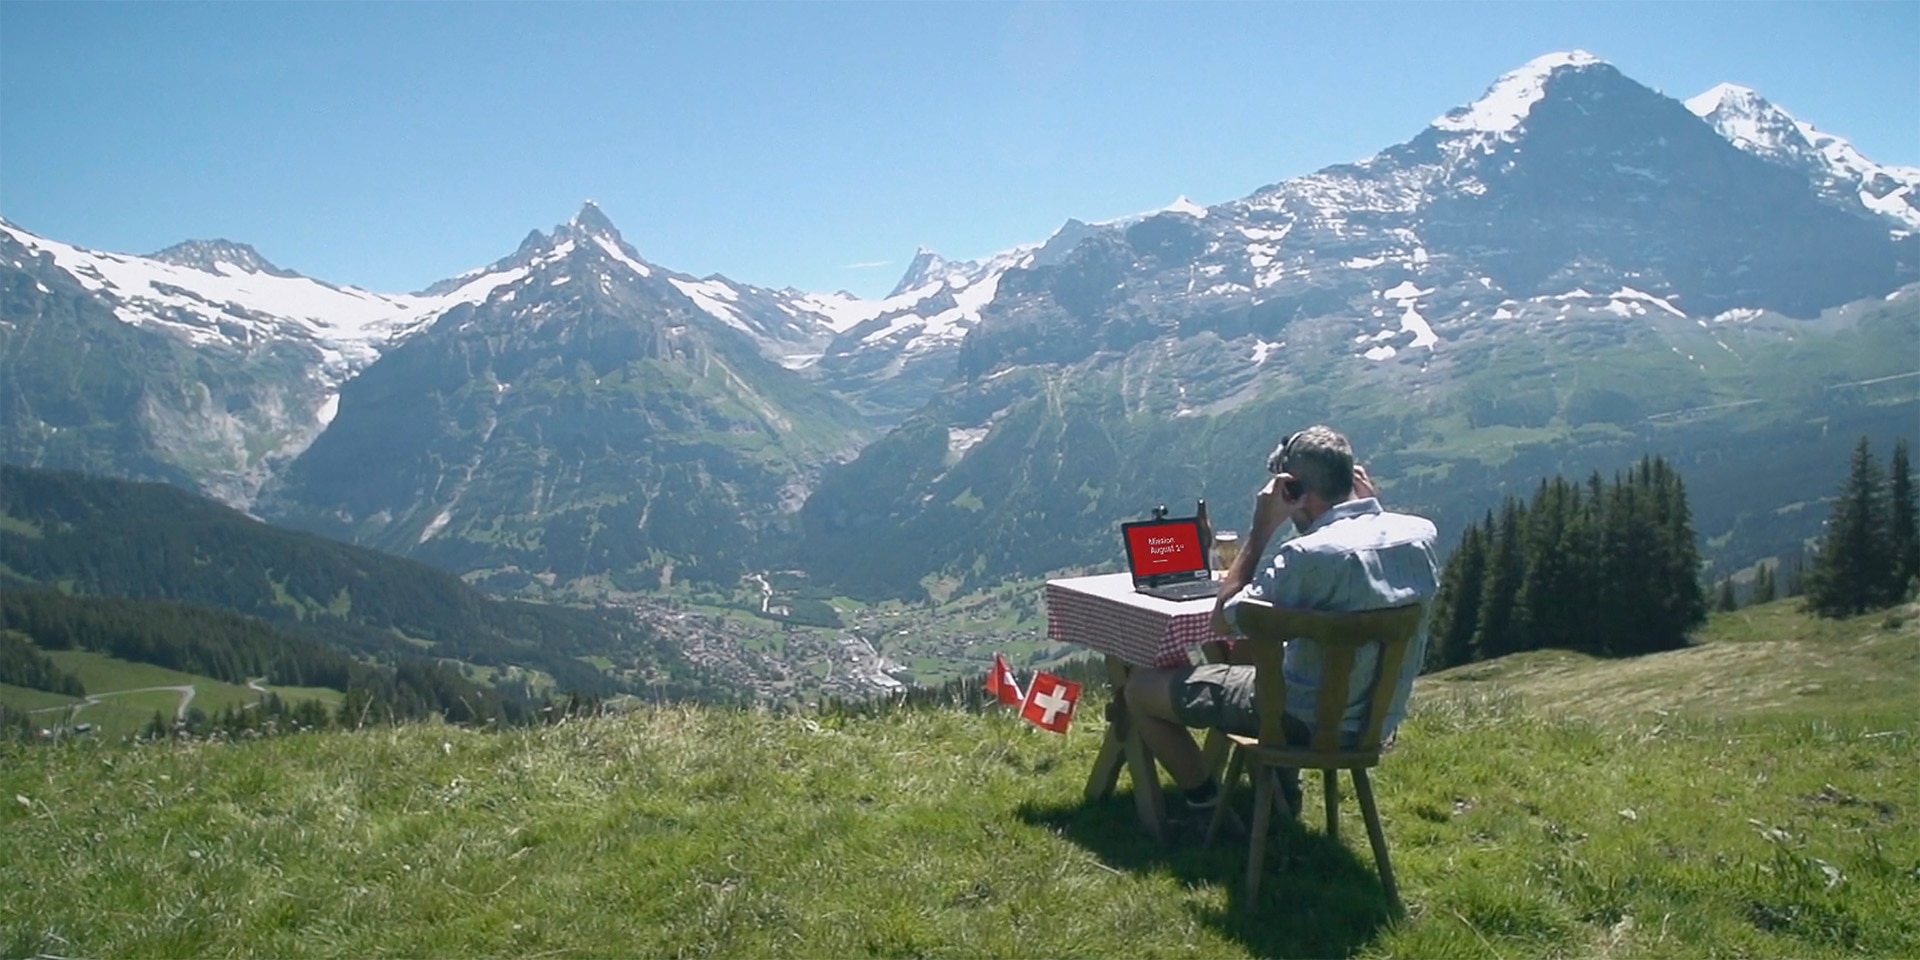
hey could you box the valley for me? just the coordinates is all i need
[3,49,1917,714]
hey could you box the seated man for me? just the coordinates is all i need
[1124,425,1440,815]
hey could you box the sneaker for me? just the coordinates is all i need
[1179,780,1220,815]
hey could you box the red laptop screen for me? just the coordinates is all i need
[1124,520,1205,577]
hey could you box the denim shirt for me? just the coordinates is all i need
[1222,497,1440,740]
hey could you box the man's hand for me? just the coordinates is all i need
[1250,474,1292,539]
[1353,464,1378,501]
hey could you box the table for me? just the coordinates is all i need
[1044,572,1235,842]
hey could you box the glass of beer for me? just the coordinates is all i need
[1212,530,1241,572]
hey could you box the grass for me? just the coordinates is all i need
[2,651,342,740]
[2,602,1915,958]
[1426,600,1918,723]
[0,682,80,713]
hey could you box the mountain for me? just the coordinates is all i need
[7,52,1917,606]
[798,51,1920,599]
[256,205,873,588]
[1687,83,1920,233]
[803,242,1041,424]
[0,219,514,504]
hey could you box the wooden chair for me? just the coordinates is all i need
[1204,599,1426,914]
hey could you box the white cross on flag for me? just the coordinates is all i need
[985,652,1023,706]
[1019,671,1082,734]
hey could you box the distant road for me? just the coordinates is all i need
[27,684,197,721]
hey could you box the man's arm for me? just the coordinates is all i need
[1211,474,1296,634]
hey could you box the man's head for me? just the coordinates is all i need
[1269,425,1356,529]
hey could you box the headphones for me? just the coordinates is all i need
[1267,431,1305,501]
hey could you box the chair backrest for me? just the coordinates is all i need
[1231,600,1427,755]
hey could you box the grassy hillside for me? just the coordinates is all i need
[0,464,729,704]
[3,602,1915,958]
[1,648,346,740]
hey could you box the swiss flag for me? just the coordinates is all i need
[985,653,1023,706]
[1019,671,1082,734]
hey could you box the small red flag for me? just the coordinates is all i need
[985,653,1023,706]
[1019,671,1082,734]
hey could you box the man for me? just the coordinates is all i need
[1123,425,1440,815]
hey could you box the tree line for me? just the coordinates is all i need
[0,588,533,730]
[0,630,86,696]
[0,464,730,705]
[1426,455,1708,671]
[1802,437,1917,617]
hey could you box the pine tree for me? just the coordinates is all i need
[1429,517,1490,671]
[1805,437,1893,617]
[1715,578,1738,612]
[1516,478,1590,651]
[1649,457,1708,648]
[1596,471,1654,654]
[1889,439,1918,600]
[1753,562,1777,605]
[1781,548,1807,598]
[1473,498,1527,659]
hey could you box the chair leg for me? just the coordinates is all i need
[1244,765,1275,909]
[1206,747,1245,849]
[1352,769,1402,915]
[1323,769,1340,839]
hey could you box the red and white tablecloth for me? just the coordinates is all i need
[1045,572,1231,668]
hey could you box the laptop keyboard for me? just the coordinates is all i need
[1143,579,1219,602]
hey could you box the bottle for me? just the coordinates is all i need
[1195,498,1212,564]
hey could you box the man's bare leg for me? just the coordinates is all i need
[1124,667,1211,791]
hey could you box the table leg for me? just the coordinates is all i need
[1102,656,1166,841]
[1084,712,1126,802]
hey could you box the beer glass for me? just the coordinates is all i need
[1212,530,1241,572]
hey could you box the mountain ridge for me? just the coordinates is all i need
[5,51,1917,602]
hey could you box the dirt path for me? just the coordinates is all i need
[28,684,197,721]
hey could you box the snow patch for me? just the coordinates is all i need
[1612,286,1687,318]
[947,426,990,457]
[669,278,757,336]
[315,393,340,427]
[1364,344,1398,361]
[593,236,653,277]
[1239,225,1293,242]
[419,508,454,544]
[1399,304,1439,348]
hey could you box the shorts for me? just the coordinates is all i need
[1166,664,1310,744]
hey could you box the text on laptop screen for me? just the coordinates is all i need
[1125,520,1205,577]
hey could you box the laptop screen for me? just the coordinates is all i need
[1121,517,1209,583]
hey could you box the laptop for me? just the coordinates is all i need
[1121,515,1219,602]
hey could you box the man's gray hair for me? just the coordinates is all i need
[1276,425,1355,500]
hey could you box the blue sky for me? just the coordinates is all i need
[2,2,1914,299]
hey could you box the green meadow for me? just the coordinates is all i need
[4,650,346,741]
[3,601,1915,959]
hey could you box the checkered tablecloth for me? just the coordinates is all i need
[1045,572,1231,668]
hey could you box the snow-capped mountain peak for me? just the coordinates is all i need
[1688,83,1920,232]
[1683,83,1806,160]
[1433,49,1608,135]
[1160,196,1209,218]
[148,238,301,278]
[569,200,621,239]
[889,247,959,298]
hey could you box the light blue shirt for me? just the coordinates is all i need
[1222,497,1440,741]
